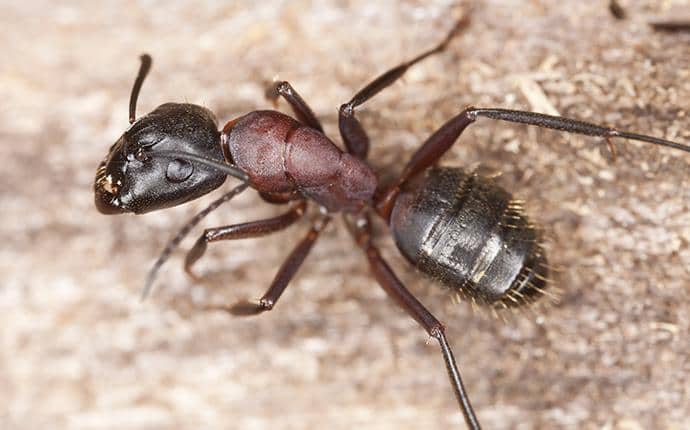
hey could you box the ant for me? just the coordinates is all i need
[94,13,690,430]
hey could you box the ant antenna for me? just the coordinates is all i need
[129,54,152,124]
[149,150,251,182]
[138,149,251,299]
[141,181,250,300]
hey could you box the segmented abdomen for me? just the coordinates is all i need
[390,167,549,309]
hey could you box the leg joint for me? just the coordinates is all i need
[429,323,446,340]
[339,102,354,117]
[259,298,275,311]
[276,81,292,96]
[203,229,218,242]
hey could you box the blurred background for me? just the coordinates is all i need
[1,1,689,429]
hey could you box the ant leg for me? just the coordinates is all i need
[223,215,330,316]
[266,81,324,132]
[339,13,470,159]
[184,200,307,278]
[348,215,481,430]
[376,107,690,219]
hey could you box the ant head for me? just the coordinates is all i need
[95,55,227,214]
[95,103,227,214]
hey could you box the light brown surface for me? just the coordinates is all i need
[2,1,690,429]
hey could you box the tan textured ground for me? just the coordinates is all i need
[2,1,689,429]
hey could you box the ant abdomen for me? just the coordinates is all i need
[390,167,549,309]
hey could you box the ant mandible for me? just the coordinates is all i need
[94,13,690,430]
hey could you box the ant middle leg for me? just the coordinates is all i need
[184,200,307,278]
[338,11,470,159]
[221,215,331,316]
[376,107,690,219]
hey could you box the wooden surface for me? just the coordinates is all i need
[2,1,689,429]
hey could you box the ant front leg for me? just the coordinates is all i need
[184,200,307,278]
[348,215,481,430]
[376,107,690,219]
[222,215,331,316]
[266,81,324,133]
[339,12,470,159]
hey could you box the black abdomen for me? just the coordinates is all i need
[390,167,548,308]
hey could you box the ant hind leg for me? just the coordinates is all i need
[347,214,481,430]
[375,107,690,220]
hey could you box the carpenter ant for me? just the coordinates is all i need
[94,14,690,430]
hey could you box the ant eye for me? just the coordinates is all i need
[166,159,194,183]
